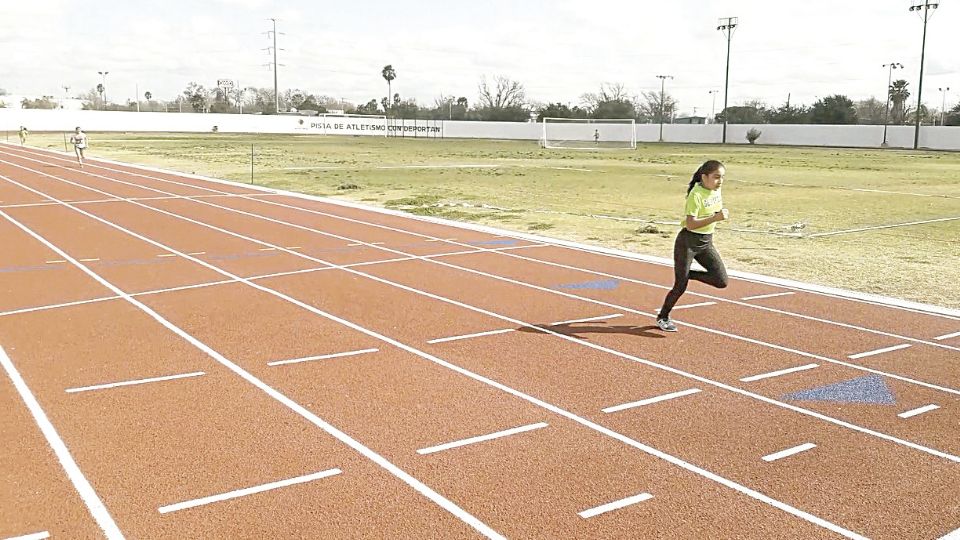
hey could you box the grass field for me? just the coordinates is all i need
[15,131,960,308]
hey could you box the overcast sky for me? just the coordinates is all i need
[2,0,957,115]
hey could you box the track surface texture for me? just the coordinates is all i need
[1,143,958,540]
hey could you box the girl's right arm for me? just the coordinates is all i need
[685,209,728,230]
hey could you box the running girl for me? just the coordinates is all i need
[69,127,87,168]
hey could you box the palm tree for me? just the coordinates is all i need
[889,79,910,125]
[96,83,105,110]
[381,65,396,113]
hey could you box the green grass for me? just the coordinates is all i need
[20,131,960,308]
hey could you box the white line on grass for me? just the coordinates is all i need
[267,348,379,367]
[848,344,912,359]
[65,371,205,393]
[578,493,653,518]
[740,364,819,382]
[763,443,817,462]
[417,423,548,455]
[158,469,342,514]
[898,405,940,419]
[602,389,702,413]
[0,346,124,539]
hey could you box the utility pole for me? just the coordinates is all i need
[882,62,904,146]
[656,75,673,142]
[62,85,70,109]
[939,87,950,125]
[717,16,738,143]
[909,1,939,149]
[265,18,283,114]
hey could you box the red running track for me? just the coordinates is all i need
[0,142,958,539]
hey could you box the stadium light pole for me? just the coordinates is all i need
[717,17,737,143]
[939,87,950,125]
[656,75,673,142]
[909,1,939,149]
[97,71,109,109]
[61,85,70,109]
[882,62,903,146]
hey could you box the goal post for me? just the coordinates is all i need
[541,117,636,149]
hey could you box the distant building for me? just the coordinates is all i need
[675,116,707,124]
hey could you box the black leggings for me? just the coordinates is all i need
[658,229,728,320]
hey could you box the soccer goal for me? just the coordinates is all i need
[541,117,636,150]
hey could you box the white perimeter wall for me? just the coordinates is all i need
[2,108,959,150]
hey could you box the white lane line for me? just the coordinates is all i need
[426,328,515,344]
[763,443,817,462]
[741,292,796,301]
[848,343,912,359]
[258,247,276,251]
[671,301,717,310]
[602,389,702,413]
[285,246,301,250]
[187,251,206,256]
[425,238,457,242]
[268,348,379,367]
[156,253,176,258]
[0,346,124,539]
[347,243,363,246]
[417,422,548,455]
[551,313,623,325]
[5,532,51,540]
[370,242,385,245]
[934,331,960,341]
[898,404,940,419]
[740,363,819,382]
[578,492,653,519]
[44,259,66,264]
[158,468,342,514]
[66,371,206,394]
[78,258,100,262]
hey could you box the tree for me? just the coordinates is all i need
[810,95,857,124]
[581,83,636,119]
[475,75,528,121]
[21,96,58,109]
[381,65,396,113]
[355,99,381,115]
[182,82,209,113]
[765,103,810,124]
[536,102,589,121]
[96,83,105,109]
[854,98,885,125]
[945,103,960,126]
[889,79,910,125]
[716,100,766,124]
[637,91,677,123]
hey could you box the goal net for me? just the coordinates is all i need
[541,117,636,149]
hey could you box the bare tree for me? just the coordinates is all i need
[477,75,526,109]
[636,90,677,123]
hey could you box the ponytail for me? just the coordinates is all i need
[687,159,724,195]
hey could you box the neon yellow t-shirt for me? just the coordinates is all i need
[681,183,722,234]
